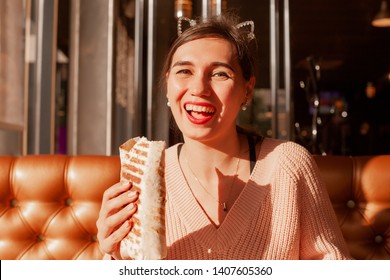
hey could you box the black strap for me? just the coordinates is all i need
[248,135,264,173]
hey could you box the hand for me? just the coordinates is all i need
[96,181,138,260]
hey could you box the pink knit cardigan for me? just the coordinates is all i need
[164,138,351,260]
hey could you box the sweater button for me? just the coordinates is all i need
[207,248,212,254]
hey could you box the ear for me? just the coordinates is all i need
[244,76,256,103]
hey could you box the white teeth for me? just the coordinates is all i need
[185,104,215,113]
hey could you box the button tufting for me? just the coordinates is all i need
[374,235,384,244]
[10,199,19,208]
[65,197,73,206]
[91,235,98,242]
[37,234,45,242]
[346,200,356,208]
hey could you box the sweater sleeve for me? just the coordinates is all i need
[284,143,352,260]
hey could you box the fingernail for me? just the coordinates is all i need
[127,191,138,198]
[128,203,135,210]
[122,181,130,187]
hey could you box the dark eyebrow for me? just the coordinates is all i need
[171,60,193,68]
[171,60,236,73]
[211,62,236,73]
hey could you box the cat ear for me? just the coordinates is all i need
[236,20,255,41]
[177,17,197,36]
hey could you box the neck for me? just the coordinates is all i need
[184,130,242,160]
[181,130,244,181]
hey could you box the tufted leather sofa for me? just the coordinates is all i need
[0,154,389,260]
[313,155,390,260]
[0,155,120,260]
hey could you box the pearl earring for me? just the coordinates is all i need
[241,102,248,111]
[167,100,171,107]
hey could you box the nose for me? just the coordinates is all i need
[189,75,211,97]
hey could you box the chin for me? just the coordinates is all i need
[181,127,214,142]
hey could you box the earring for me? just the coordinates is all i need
[167,100,171,107]
[241,102,248,111]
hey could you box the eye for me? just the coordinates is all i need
[212,71,231,80]
[176,69,192,76]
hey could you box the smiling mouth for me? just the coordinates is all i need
[184,103,216,124]
[185,104,216,114]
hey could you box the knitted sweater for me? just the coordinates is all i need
[164,138,351,260]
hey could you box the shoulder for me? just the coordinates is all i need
[260,138,315,177]
[261,137,311,160]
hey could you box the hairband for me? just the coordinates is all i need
[177,17,255,41]
[177,17,197,36]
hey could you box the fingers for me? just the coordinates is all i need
[96,180,139,258]
[102,181,132,202]
[97,183,139,235]
[105,202,138,235]
[99,219,133,259]
[110,221,133,260]
[97,203,137,258]
[100,182,139,217]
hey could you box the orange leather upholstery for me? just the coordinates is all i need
[0,155,120,260]
[313,155,390,260]
[0,154,389,259]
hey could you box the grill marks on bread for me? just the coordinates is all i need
[119,137,166,260]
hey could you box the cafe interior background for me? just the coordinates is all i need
[1,0,390,156]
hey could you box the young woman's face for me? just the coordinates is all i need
[166,37,255,143]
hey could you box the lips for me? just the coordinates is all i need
[184,102,216,124]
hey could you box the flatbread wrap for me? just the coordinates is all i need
[119,136,166,260]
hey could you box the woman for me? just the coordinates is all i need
[96,14,351,260]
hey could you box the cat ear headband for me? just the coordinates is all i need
[177,17,255,41]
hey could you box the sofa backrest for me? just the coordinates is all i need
[0,155,120,260]
[0,154,389,259]
[313,155,390,260]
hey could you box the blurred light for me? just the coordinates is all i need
[210,0,227,16]
[372,0,390,27]
[175,0,192,19]
[365,82,377,98]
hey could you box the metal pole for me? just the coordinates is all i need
[146,0,156,139]
[270,0,279,139]
[134,0,145,136]
[68,0,80,155]
[106,0,114,155]
[202,0,209,19]
[215,0,222,15]
[283,0,291,140]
